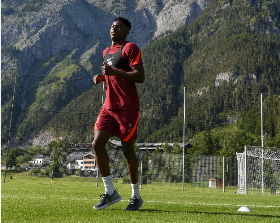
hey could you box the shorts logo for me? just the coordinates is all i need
[128,124,132,132]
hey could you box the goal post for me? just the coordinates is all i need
[237,146,280,195]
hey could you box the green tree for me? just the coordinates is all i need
[172,142,183,154]
[220,127,255,156]
[47,139,69,177]
[200,125,214,155]
[7,148,20,168]
[162,143,173,154]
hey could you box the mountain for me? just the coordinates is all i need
[2,0,280,155]
[1,0,211,145]
[2,0,210,70]
[139,0,280,154]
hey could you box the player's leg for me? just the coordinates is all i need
[118,110,140,183]
[92,129,111,177]
[121,140,139,184]
[121,140,143,211]
[92,130,122,209]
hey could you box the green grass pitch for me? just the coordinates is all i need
[1,172,280,222]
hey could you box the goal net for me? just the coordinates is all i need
[237,146,280,195]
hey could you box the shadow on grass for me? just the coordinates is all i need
[137,208,280,219]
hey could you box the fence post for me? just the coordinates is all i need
[261,93,264,195]
[245,146,247,194]
[51,147,55,185]
[262,147,264,195]
[223,156,225,193]
[182,87,186,191]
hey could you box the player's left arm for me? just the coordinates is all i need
[102,62,145,83]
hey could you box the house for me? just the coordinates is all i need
[83,153,96,170]
[32,154,50,168]
[67,153,96,170]
[67,153,84,170]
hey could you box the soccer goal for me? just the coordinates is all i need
[237,146,280,195]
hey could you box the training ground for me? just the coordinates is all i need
[1,172,280,222]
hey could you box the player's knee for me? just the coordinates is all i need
[126,157,139,166]
[123,150,137,163]
[92,141,96,150]
[122,148,131,158]
[92,141,103,153]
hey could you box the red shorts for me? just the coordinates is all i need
[94,108,140,141]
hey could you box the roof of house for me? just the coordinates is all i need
[109,140,192,151]
[33,154,50,160]
[68,153,85,162]
[68,143,94,153]
[83,153,95,159]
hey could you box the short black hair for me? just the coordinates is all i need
[114,17,131,30]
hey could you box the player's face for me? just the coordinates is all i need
[110,21,129,43]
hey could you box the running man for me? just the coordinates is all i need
[92,17,145,211]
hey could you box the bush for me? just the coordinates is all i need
[74,170,80,176]
[31,168,40,176]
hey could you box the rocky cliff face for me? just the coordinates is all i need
[1,0,211,73]
[1,0,212,145]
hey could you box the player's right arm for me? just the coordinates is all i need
[93,74,104,84]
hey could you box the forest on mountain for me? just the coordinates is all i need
[139,0,280,156]
[138,0,280,156]
[1,0,280,157]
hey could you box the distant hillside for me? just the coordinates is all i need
[2,0,280,155]
[139,0,280,155]
[1,0,211,145]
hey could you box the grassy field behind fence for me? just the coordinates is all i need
[1,171,280,222]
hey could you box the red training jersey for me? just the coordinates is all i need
[102,41,143,110]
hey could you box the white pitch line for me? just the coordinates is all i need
[144,200,280,208]
[2,195,280,208]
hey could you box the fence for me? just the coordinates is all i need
[96,151,238,190]
[2,143,238,191]
[191,155,238,188]
[64,147,238,190]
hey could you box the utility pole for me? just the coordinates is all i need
[261,93,264,195]
[261,93,263,147]
[182,87,186,191]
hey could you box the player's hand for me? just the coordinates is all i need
[93,74,104,84]
[101,62,115,76]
